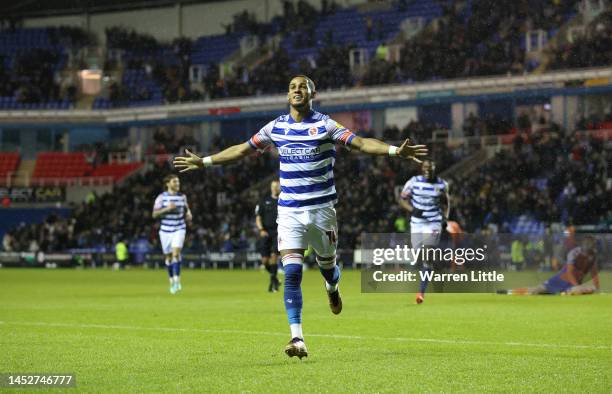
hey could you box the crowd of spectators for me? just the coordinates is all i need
[2,153,276,254]
[1,119,465,253]
[550,10,612,70]
[3,120,610,255]
[150,127,199,155]
[385,0,579,84]
[0,48,76,105]
[1,0,607,108]
[450,128,611,232]
[0,26,92,106]
[0,0,589,108]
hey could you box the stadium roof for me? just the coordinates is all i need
[1,0,217,18]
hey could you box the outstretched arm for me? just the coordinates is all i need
[350,137,428,163]
[173,143,252,172]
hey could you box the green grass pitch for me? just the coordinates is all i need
[1,268,610,393]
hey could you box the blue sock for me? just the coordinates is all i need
[317,258,340,291]
[166,261,173,278]
[283,263,303,325]
[420,267,432,293]
[174,260,181,277]
[319,265,340,287]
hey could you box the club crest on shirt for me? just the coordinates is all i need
[309,127,318,136]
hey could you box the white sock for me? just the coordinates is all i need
[173,275,180,284]
[290,323,303,340]
[325,281,339,293]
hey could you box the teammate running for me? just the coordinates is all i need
[174,75,427,358]
[152,174,192,294]
[399,159,450,304]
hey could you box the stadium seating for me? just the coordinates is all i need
[0,152,20,184]
[282,1,444,63]
[0,28,74,110]
[88,162,143,181]
[2,2,604,110]
[191,33,242,65]
[31,152,92,180]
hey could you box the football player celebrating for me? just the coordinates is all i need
[174,75,427,358]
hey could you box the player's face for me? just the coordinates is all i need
[270,181,280,196]
[167,177,180,192]
[287,77,313,109]
[421,161,435,179]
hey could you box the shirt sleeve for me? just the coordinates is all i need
[566,247,581,265]
[326,117,356,146]
[153,195,163,210]
[400,178,414,200]
[248,120,275,151]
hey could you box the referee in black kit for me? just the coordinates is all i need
[255,180,281,292]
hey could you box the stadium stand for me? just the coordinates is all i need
[88,162,143,182]
[3,1,606,109]
[0,27,87,109]
[450,129,611,232]
[550,9,612,70]
[0,120,484,253]
[0,152,19,185]
[0,1,610,256]
[3,153,276,253]
[31,152,92,180]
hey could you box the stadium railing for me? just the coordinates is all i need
[21,176,114,188]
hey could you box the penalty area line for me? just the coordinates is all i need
[0,320,609,351]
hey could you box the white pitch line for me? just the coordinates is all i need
[0,320,610,351]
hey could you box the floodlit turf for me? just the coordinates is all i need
[0,268,610,393]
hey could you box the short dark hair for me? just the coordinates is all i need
[163,174,178,187]
[291,75,316,92]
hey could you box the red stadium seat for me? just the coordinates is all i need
[32,152,92,180]
[0,153,20,182]
[88,162,143,181]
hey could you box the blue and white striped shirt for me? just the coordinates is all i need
[154,192,188,232]
[401,176,448,224]
[248,111,356,211]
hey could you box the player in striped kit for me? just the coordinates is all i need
[173,75,427,358]
[152,174,192,294]
[399,159,450,304]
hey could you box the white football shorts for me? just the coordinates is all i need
[410,222,442,248]
[277,206,337,259]
[159,229,186,254]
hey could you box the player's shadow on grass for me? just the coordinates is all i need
[250,357,320,367]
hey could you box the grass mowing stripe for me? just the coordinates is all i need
[2,320,610,351]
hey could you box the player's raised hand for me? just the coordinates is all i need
[173,149,204,172]
[397,139,428,163]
